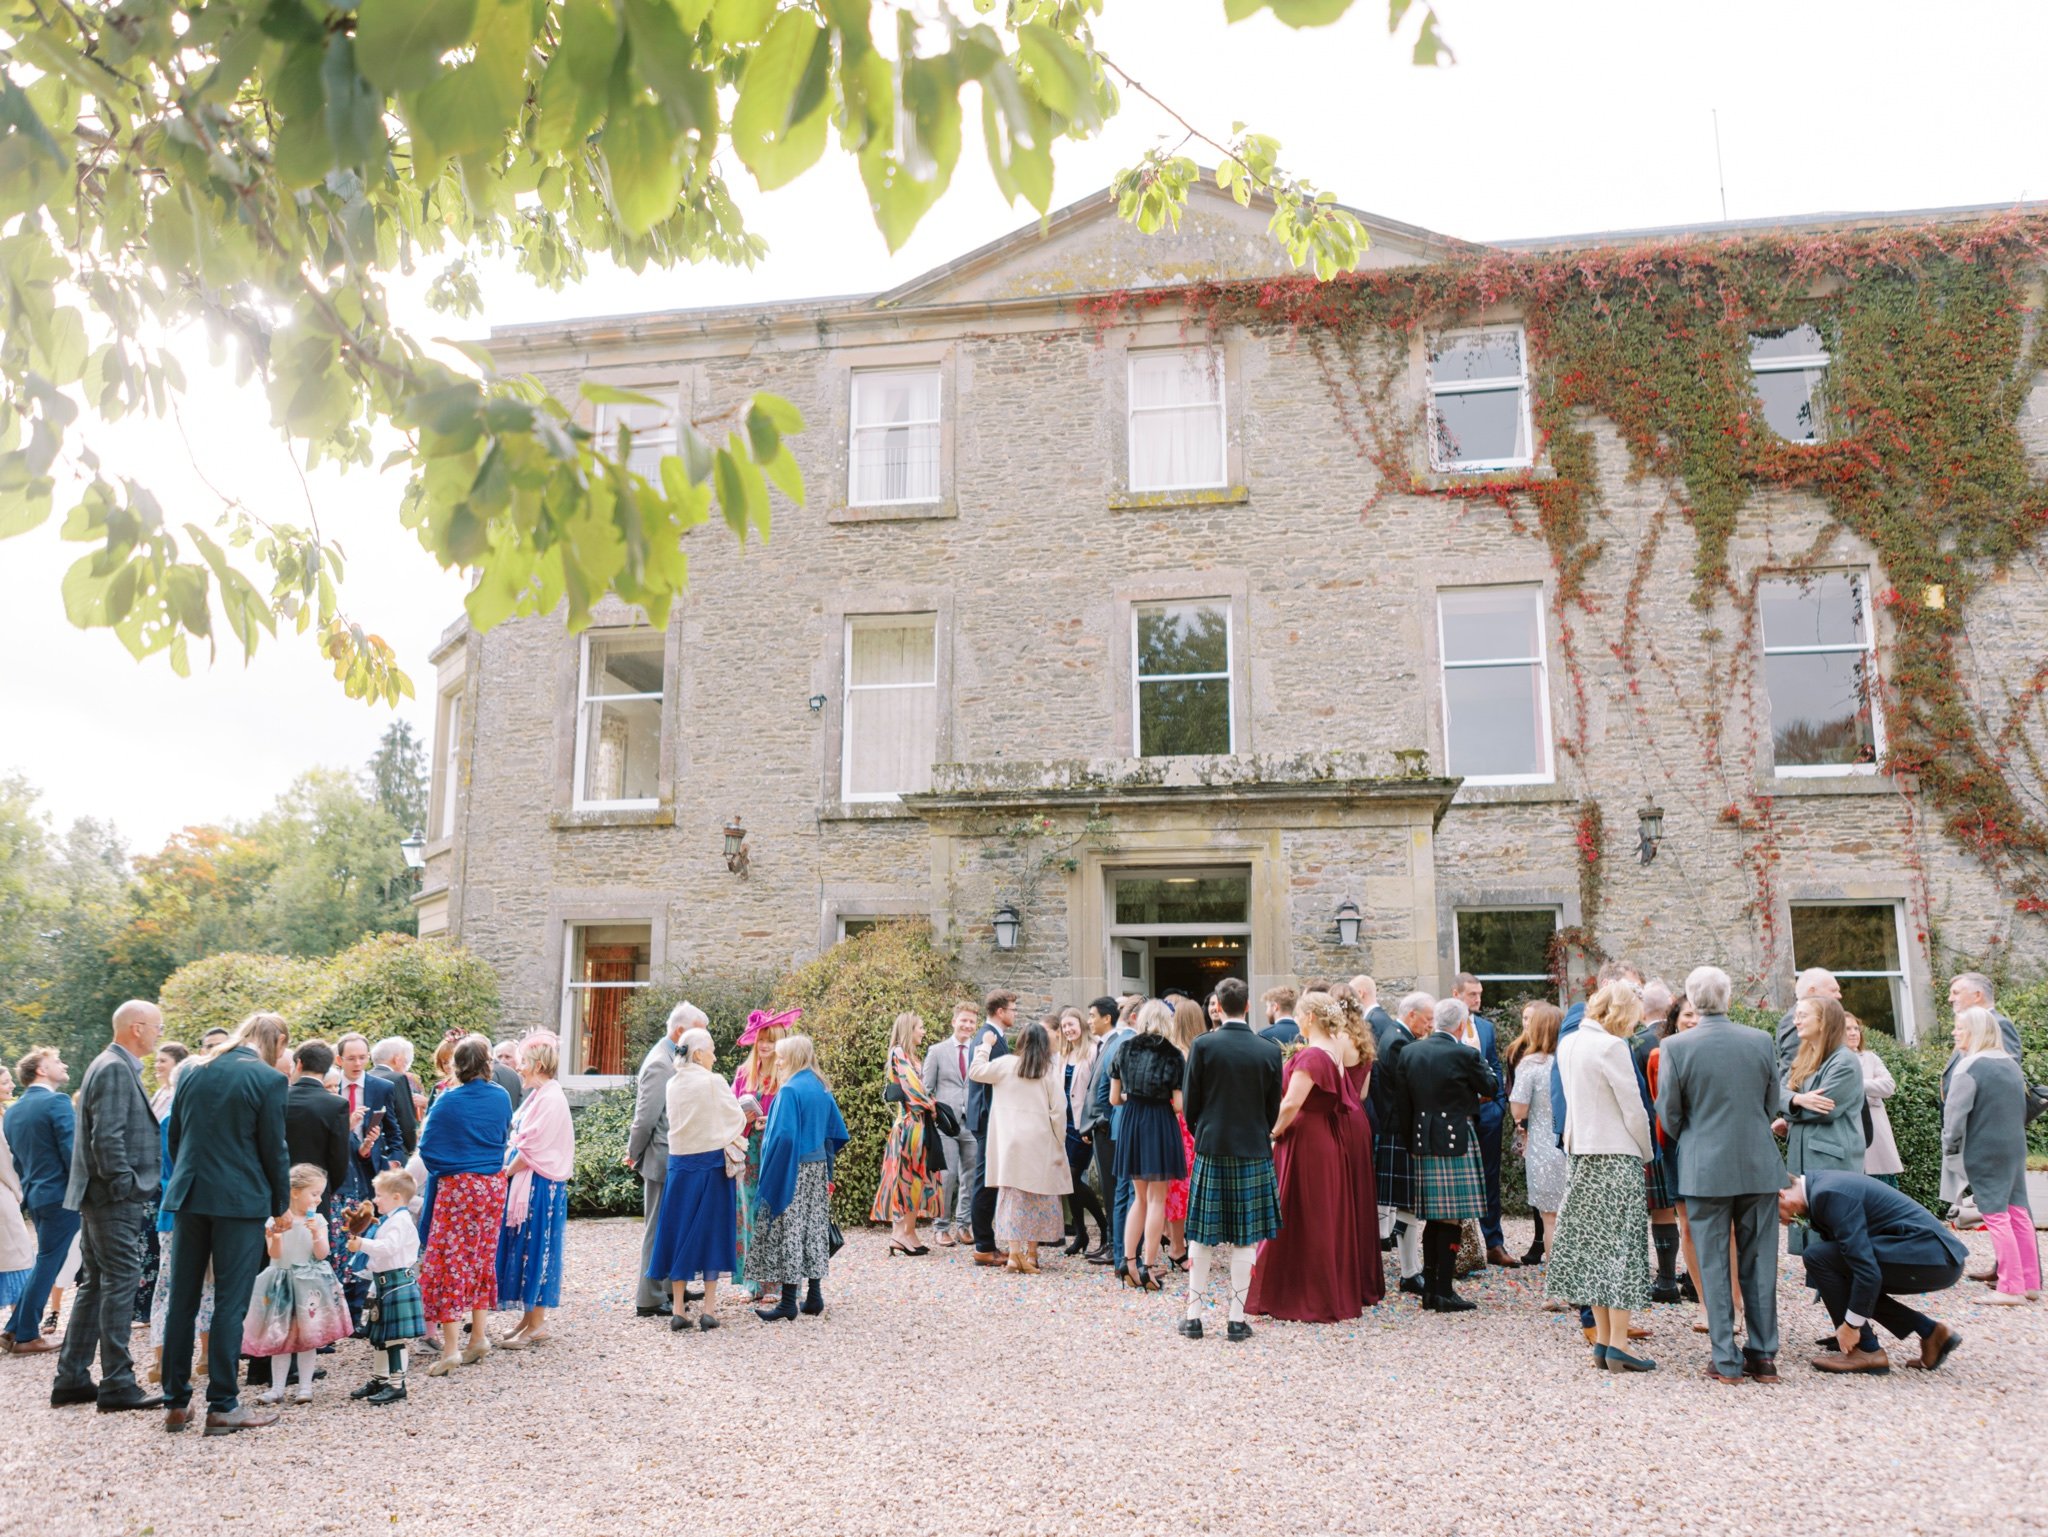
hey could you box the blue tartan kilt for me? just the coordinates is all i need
[1643,1151,1673,1211]
[365,1269,426,1346]
[1374,1135,1414,1211]
[1185,1155,1281,1247]
[1413,1149,1487,1222]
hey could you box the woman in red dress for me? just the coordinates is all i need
[1247,992,1367,1322]
[1161,997,1205,1267]
[1329,985,1385,1307]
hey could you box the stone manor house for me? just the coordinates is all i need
[415,181,2048,1080]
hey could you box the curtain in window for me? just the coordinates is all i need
[577,947,638,1076]
[851,372,940,503]
[846,621,936,796]
[1129,352,1224,491]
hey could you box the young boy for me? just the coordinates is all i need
[345,1168,424,1405]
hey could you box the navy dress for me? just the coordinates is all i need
[1112,1034,1188,1183]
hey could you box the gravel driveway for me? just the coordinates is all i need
[1,1217,2041,1536]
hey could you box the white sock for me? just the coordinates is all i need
[1227,1246,1254,1322]
[293,1351,315,1395]
[1396,1215,1422,1278]
[1186,1241,1214,1319]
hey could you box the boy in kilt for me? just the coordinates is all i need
[1400,997,1498,1313]
[344,1169,425,1405]
[1178,979,1284,1342]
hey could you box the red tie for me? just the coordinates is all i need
[958,1044,967,1080]
[349,1082,360,1115]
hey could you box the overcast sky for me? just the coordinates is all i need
[6,0,2044,852]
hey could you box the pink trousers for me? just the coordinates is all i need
[1981,1206,2042,1293]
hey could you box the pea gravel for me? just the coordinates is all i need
[1,1217,2042,1536]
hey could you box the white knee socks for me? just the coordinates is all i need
[1227,1246,1254,1322]
[1186,1241,1214,1318]
[292,1350,315,1396]
[1396,1214,1422,1278]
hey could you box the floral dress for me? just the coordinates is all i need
[870,1046,944,1222]
[1510,1054,1567,1212]
[732,1068,775,1296]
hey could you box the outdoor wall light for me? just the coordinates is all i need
[1335,898,1362,948]
[807,693,828,713]
[1921,584,1947,611]
[1636,799,1665,865]
[723,816,750,875]
[399,827,426,870]
[992,903,1021,951]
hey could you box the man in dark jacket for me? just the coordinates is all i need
[160,1016,293,1436]
[1374,993,1430,1297]
[1398,998,1499,1313]
[965,990,1015,1264]
[2,1047,76,1354]
[1783,1170,1969,1374]
[51,1002,164,1411]
[1179,978,1282,1342]
[285,1041,350,1199]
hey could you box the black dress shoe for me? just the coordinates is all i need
[669,1314,693,1332]
[49,1384,100,1408]
[97,1391,166,1413]
[636,1304,674,1318]
[366,1381,408,1405]
[1225,1321,1254,1343]
[1433,1291,1477,1314]
[1085,1246,1113,1265]
[1177,1318,1203,1340]
[1399,1274,1427,1298]
[697,1315,720,1332]
[350,1377,389,1400]
[683,1286,705,1303]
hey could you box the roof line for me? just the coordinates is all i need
[1495,199,2048,250]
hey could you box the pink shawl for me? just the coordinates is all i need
[503,1079,575,1230]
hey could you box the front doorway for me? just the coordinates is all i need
[1106,866,1252,1001]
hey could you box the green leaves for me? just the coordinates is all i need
[354,0,478,93]
[731,9,833,190]
[601,100,684,237]
[533,0,621,153]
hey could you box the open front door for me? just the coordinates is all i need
[1112,937,1150,998]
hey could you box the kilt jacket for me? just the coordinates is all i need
[1398,1032,1498,1158]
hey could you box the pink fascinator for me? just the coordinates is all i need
[738,1006,801,1047]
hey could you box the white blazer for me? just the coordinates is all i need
[1556,1026,1653,1160]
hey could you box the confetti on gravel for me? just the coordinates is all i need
[2,1218,2042,1536]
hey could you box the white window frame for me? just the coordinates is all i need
[1452,906,1564,1000]
[1427,325,1534,472]
[840,613,939,803]
[571,630,665,812]
[558,921,653,1076]
[432,685,462,841]
[1761,570,1881,779]
[595,393,677,481]
[1749,328,1830,445]
[848,367,943,507]
[1789,900,1914,1041]
[1132,598,1235,758]
[1126,347,1228,494]
[1437,585,1554,786]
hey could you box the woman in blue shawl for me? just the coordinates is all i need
[751,1035,849,1322]
[415,1036,513,1374]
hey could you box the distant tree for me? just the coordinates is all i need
[0,774,59,1054]
[252,769,413,955]
[367,720,429,836]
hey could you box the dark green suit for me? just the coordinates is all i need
[161,1045,291,1415]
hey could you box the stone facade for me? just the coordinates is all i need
[422,183,2048,1073]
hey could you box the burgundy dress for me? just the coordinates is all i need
[1247,1047,1365,1322]
[1342,1058,1386,1307]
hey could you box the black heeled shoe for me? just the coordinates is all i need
[799,1280,825,1316]
[1136,1261,1162,1292]
[1063,1232,1089,1257]
[755,1284,798,1323]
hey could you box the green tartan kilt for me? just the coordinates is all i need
[1412,1149,1487,1222]
[1185,1154,1281,1247]
[366,1269,427,1346]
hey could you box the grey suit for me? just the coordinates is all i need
[626,1036,678,1308]
[1655,1013,1787,1375]
[55,1043,159,1400]
[920,1036,977,1236]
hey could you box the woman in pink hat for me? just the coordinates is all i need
[731,1009,797,1301]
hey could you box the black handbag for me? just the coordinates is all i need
[924,1110,947,1174]
[932,1101,961,1139]
[826,1153,845,1257]
[883,1081,906,1105]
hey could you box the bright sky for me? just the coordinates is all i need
[5,0,2044,852]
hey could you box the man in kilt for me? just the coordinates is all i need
[1399,997,1499,1313]
[1178,978,1283,1343]
[1374,994,1432,1299]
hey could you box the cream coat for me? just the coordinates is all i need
[0,1115,34,1275]
[1556,1024,1654,1160]
[665,1061,749,1157]
[1857,1049,1905,1177]
[968,1053,1069,1195]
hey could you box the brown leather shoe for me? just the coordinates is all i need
[972,1250,1005,1267]
[1627,1325,1652,1341]
[1967,1263,1998,1284]
[1486,1246,1521,1269]
[1700,1366,1745,1385]
[1812,1347,1890,1374]
[1742,1355,1781,1384]
[163,1404,195,1433]
[204,1404,280,1436]
[1905,1322,1961,1371]
[8,1336,54,1355]
[0,1330,12,1354]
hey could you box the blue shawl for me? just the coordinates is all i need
[419,1078,512,1175]
[756,1069,848,1218]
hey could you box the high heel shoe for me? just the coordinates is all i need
[1063,1233,1089,1257]
[886,1242,927,1257]
[1165,1249,1188,1272]
[1136,1261,1162,1292]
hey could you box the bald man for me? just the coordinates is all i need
[51,1000,165,1412]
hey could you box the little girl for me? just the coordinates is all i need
[243,1164,354,1405]
[346,1168,424,1405]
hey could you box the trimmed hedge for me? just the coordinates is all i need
[568,1085,642,1218]
[619,968,779,1079]
[160,951,326,1045]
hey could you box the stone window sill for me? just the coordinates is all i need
[1450,780,1575,807]
[818,799,926,823]
[1756,772,1910,799]
[828,499,957,525]
[1413,464,1556,493]
[548,806,676,830]
[1108,484,1250,512]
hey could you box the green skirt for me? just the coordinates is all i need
[1544,1153,1650,1310]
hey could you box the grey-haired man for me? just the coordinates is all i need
[625,1003,702,1316]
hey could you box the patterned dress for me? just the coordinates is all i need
[870,1046,945,1223]
[1510,1055,1567,1212]
[418,1172,507,1323]
[732,1069,776,1296]
[494,1174,567,1310]
[243,1214,353,1356]
[752,1160,833,1284]
[1543,1153,1651,1309]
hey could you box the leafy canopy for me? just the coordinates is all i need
[0,0,1434,700]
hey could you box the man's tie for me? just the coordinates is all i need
[958,1043,966,1081]
[349,1081,359,1116]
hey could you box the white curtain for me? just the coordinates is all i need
[851,371,941,503]
[845,620,937,796]
[1129,351,1224,491]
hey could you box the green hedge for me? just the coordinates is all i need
[159,951,327,1045]
[568,1085,642,1218]
[619,968,779,1079]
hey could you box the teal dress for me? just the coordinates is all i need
[1785,1046,1866,1255]
[732,1081,774,1298]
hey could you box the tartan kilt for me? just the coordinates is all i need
[365,1269,427,1347]
[1412,1149,1487,1222]
[1185,1154,1281,1247]
[1643,1152,1673,1211]
[1374,1135,1415,1212]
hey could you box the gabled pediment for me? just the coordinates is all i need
[875,177,1480,310]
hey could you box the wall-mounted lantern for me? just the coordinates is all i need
[723,816,750,875]
[1636,799,1665,866]
[992,903,1021,952]
[399,827,426,871]
[1335,898,1362,948]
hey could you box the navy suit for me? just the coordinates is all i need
[336,1072,406,1203]
[1469,1014,1511,1251]
[1258,1016,1301,1046]
[3,1084,81,1342]
[1801,1170,1968,1349]
[965,1019,1010,1254]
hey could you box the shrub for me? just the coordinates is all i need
[621,968,779,1078]
[159,951,325,1046]
[568,1085,643,1218]
[296,933,500,1064]
[772,922,978,1226]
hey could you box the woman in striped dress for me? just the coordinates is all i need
[870,1013,944,1253]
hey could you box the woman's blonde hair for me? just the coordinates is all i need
[1952,1004,2003,1056]
[1297,991,1342,1043]
[1169,997,1204,1055]
[288,1162,328,1196]
[221,1011,290,1065]
[1135,999,1174,1038]
[518,1032,560,1080]
[1508,1002,1563,1068]
[740,1027,786,1098]
[888,1011,923,1057]
[1327,988,1375,1066]
[1788,995,1848,1090]
[1055,1008,1089,1062]
[775,1033,826,1088]
[1584,983,1642,1040]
